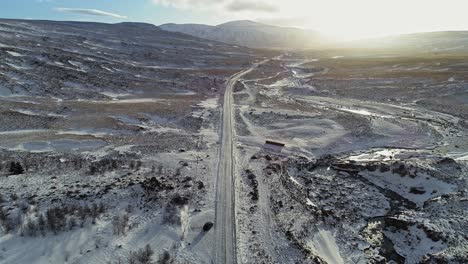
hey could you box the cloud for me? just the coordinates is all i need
[256,16,310,28]
[152,0,277,12]
[55,8,128,19]
[226,1,278,12]
[151,0,220,9]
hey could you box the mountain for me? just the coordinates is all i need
[160,20,326,49]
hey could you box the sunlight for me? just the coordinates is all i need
[250,0,468,39]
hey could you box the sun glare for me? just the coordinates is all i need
[250,0,468,40]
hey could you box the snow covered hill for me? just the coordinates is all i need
[160,20,326,49]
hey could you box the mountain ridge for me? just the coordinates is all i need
[160,20,325,49]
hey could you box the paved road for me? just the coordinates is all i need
[214,60,268,264]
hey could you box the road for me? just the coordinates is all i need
[214,60,268,264]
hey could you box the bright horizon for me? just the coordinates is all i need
[2,0,468,40]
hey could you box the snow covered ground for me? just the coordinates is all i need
[0,18,261,264]
[232,52,468,263]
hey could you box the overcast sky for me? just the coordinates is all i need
[2,0,468,39]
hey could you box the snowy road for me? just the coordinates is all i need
[214,60,268,264]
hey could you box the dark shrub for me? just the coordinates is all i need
[9,162,24,175]
[203,222,214,232]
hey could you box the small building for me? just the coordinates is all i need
[264,140,285,152]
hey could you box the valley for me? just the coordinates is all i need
[0,18,467,264]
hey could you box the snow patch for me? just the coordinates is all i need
[114,99,163,103]
[0,129,48,135]
[68,60,87,72]
[56,130,111,138]
[384,224,446,263]
[15,109,42,116]
[101,66,114,72]
[308,228,344,264]
[100,91,132,100]
[6,51,24,57]
[2,139,106,153]
[197,97,218,109]
[5,62,30,70]
[342,108,373,116]
[348,149,403,162]
[306,198,317,207]
[361,170,456,205]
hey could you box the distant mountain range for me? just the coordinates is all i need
[161,20,468,53]
[160,20,328,49]
[353,31,468,53]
